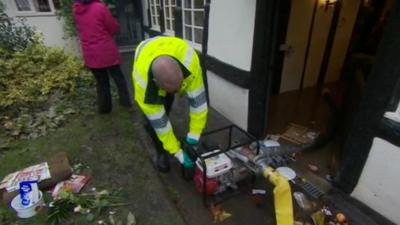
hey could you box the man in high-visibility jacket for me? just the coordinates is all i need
[132,36,208,172]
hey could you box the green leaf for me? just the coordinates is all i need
[86,213,95,222]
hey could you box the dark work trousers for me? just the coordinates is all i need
[90,65,131,114]
[144,94,175,156]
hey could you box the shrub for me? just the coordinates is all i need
[0,2,95,141]
[0,2,36,52]
[0,41,86,108]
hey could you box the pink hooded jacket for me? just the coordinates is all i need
[73,0,121,68]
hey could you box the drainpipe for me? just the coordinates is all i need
[201,0,211,103]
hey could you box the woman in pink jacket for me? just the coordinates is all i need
[73,0,131,113]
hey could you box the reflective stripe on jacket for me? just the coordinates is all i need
[132,36,208,154]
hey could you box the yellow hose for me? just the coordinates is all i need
[263,167,294,225]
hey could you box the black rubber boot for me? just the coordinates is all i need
[156,151,170,173]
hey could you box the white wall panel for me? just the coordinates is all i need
[352,138,400,224]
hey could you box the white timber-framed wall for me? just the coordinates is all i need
[141,0,256,130]
[206,0,256,130]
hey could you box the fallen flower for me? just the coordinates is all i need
[209,204,232,223]
[74,205,82,213]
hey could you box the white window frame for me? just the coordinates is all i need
[182,0,205,50]
[163,0,176,36]
[148,0,161,31]
[14,0,56,17]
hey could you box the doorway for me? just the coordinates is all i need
[105,0,144,47]
[266,0,395,180]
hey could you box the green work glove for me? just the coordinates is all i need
[185,136,199,145]
[174,150,194,168]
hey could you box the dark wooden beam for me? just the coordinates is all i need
[335,2,400,193]
[248,0,285,138]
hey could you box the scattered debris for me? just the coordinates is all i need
[51,174,90,198]
[336,212,347,224]
[209,204,232,223]
[265,134,280,141]
[311,210,325,225]
[72,163,89,174]
[0,162,51,192]
[293,192,313,212]
[308,164,319,173]
[47,188,127,225]
[1,152,73,204]
[251,189,267,207]
[126,211,136,225]
[321,206,333,216]
[252,189,266,195]
[325,174,334,182]
[294,221,304,225]
[281,123,319,144]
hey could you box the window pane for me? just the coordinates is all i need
[194,0,203,9]
[154,6,159,16]
[172,20,176,31]
[194,28,203,44]
[185,26,192,41]
[166,20,171,30]
[184,0,191,9]
[52,0,61,9]
[165,7,170,17]
[151,7,155,15]
[171,0,176,6]
[15,0,31,11]
[194,11,203,27]
[34,0,51,12]
[156,15,160,25]
[171,6,176,19]
[184,10,192,24]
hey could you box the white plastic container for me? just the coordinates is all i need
[195,150,233,178]
[11,191,43,218]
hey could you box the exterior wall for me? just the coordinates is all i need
[4,0,79,53]
[206,0,256,129]
[207,0,255,71]
[351,137,400,224]
[207,71,249,130]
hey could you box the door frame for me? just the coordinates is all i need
[247,0,292,137]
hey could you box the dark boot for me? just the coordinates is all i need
[156,151,170,173]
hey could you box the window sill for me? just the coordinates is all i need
[186,41,202,52]
[15,11,56,17]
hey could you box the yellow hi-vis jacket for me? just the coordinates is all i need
[132,36,208,155]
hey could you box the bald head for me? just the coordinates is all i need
[151,56,183,93]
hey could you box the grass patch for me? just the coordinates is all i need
[0,106,185,225]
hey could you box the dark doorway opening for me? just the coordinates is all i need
[265,0,395,184]
[106,0,144,47]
